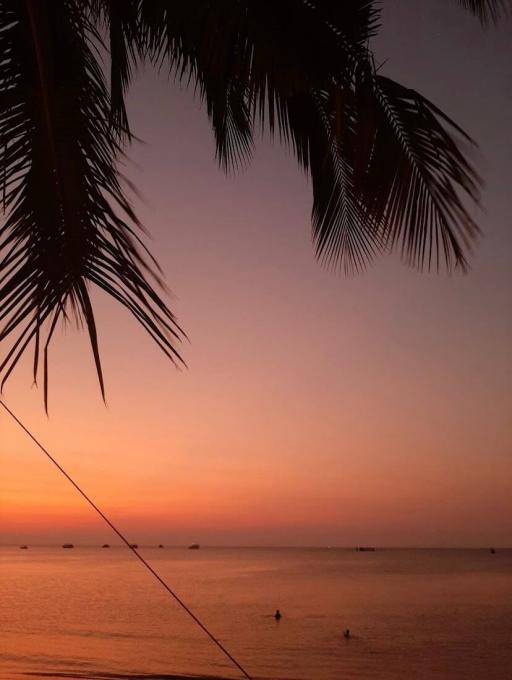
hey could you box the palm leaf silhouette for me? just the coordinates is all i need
[456,0,510,23]
[0,0,506,406]
[0,0,182,410]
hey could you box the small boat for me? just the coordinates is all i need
[101,544,110,548]
[19,545,28,550]
[188,543,200,550]
[490,547,496,554]
[62,543,74,549]
[355,546,375,552]
[129,543,138,549]
[158,544,164,548]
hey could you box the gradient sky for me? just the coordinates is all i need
[2,1,511,547]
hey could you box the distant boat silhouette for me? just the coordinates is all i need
[19,545,28,549]
[62,543,74,549]
[356,546,375,552]
[101,544,110,548]
[490,547,496,554]
[129,543,138,549]
[158,544,164,548]
[188,543,200,550]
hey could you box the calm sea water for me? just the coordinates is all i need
[1,547,511,679]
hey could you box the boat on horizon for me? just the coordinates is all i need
[158,544,164,548]
[101,544,110,548]
[129,543,138,549]
[19,545,28,549]
[355,546,376,552]
[188,543,200,550]
[62,544,74,549]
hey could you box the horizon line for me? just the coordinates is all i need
[1,543,510,550]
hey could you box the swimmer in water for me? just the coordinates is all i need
[343,628,351,639]
[274,609,282,620]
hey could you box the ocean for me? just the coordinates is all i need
[1,546,511,679]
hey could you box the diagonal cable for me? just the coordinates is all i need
[0,399,252,680]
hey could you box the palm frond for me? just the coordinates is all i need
[0,0,487,402]
[89,0,140,138]
[139,1,256,171]
[455,0,511,24]
[349,71,481,270]
[0,0,183,409]
[136,1,385,271]
[138,1,480,272]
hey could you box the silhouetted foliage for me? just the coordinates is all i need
[0,0,509,406]
[456,0,510,24]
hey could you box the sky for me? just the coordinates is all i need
[1,0,511,547]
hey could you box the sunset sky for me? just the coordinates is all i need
[2,1,511,547]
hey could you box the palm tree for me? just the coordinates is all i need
[0,0,509,407]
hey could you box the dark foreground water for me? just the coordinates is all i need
[1,547,512,679]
